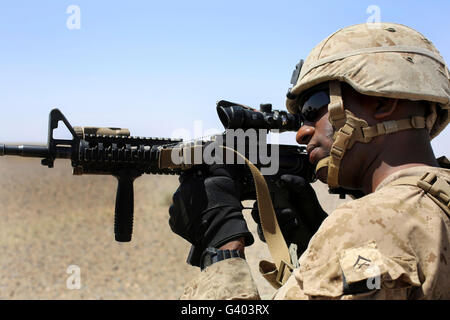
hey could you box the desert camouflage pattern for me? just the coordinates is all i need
[180,166,450,300]
[180,257,260,300]
[286,23,450,139]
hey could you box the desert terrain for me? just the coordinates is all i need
[0,157,348,299]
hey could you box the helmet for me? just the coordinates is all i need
[286,23,450,188]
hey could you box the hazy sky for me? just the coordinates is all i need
[0,0,448,157]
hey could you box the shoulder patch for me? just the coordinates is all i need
[338,241,421,295]
[339,241,384,285]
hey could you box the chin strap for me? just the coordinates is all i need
[316,81,427,189]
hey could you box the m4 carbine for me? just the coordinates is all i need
[0,101,315,244]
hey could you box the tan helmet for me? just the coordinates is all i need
[286,23,450,188]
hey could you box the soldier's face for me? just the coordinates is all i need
[296,84,380,189]
[295,84,372,187]
[296,106,334,183]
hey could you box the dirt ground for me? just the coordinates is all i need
[0,157,348,299]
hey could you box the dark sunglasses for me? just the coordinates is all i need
[297,84,330,123]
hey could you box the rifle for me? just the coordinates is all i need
[0,101,315,246]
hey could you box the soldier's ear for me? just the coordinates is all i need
[373,98,398,120]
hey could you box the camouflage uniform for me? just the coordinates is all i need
[180,165,450,299]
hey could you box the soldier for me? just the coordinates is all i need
[168,23,450,299]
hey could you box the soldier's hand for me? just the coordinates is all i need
[168,164,254,267]
[251,174,327,256]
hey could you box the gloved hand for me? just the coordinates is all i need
[251,174,327,256]
[169,164,254,267]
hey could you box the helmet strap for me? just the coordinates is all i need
[315,81,427,189]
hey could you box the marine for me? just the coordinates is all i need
[168,22,450,300]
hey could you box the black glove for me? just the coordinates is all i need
[251,174,327,256]
[169,164,254,267]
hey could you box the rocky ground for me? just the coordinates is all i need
[0,157,348,299]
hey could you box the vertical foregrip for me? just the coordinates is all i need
[114,173,136,242]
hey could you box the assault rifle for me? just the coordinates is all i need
[0,101,315,246]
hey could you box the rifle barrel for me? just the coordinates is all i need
[0,144,72,159]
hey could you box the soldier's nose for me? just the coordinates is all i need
[296,124,315,145]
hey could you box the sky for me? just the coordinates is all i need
[0,0,448,157]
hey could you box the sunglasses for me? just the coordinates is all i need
[297,84,330,123]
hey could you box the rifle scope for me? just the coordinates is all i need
[216,100,302,132]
